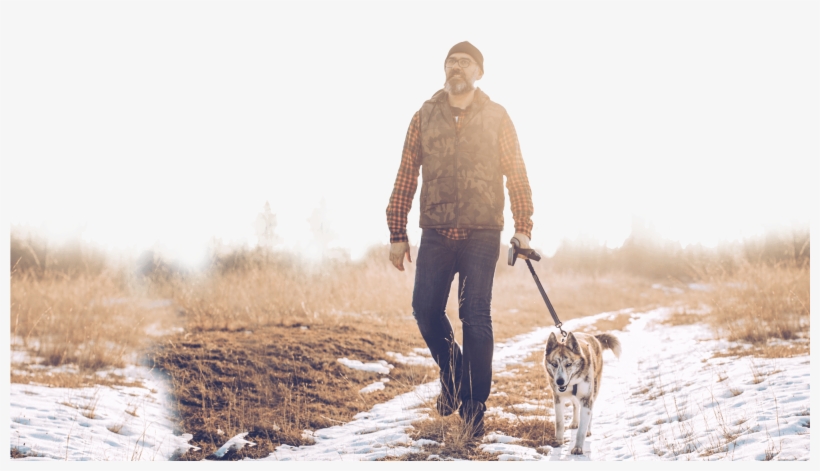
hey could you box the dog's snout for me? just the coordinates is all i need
[556,377,564,386]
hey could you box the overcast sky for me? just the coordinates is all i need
[2,0,817,265]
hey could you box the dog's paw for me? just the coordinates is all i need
[568,422,579,429]
[571,446,584,455]
[586,430,592,437]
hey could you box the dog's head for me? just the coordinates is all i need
[544,332,583,393]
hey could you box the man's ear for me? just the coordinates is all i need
[476,69,484,81]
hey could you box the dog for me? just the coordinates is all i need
[543,331,621,455]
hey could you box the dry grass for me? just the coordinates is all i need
[11,270,178,372]
[710,343,809,359]
[154,245,669,345]
[11,239,664,460]
[10,370,145,389]
[151,322,437,460]
[578,310,634,334]
[703,262,809,348]
[659,307,705,326]
[10,229,810,460]
[107,423,125,434]
[403,415,502,460]
[10,447,42,459]
[398,349,559,460]
[78,388,102,419]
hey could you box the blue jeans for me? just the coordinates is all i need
[412,229,500,404]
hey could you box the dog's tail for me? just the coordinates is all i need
[595,333,622,358]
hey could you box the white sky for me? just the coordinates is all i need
[1,0,817,266]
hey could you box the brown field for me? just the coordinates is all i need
[9,227,809,460]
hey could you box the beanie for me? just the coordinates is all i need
[445,41,484,72]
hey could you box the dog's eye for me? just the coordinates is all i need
[565,362,572,368]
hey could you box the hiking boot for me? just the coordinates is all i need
[436,392,459,416]
[436,373,459,416]
[459,400,486,440]
[435,340,463,416]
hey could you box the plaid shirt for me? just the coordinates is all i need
[386,103,534,243]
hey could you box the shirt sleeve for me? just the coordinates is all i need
[386,112,422,243]
[499,114,534,239]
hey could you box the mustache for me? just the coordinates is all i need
[447,70,464,79]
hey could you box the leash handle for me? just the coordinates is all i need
[524,259,565,335]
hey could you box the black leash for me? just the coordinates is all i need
[524,258,568,340]
[508,238,568,340]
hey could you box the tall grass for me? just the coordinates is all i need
[157,245,416,332]
[706,262,810,344]
[10,224,810,374]
[548,223,808,281]
[10,270,172,370]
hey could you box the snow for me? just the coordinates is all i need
[10,306,810,461]
[688,283,714,292]
[359,381,387,394]
[337,358,394,375]
[10,365,198,460]
[584,312,811,461]
[213,433,256,458]
[652,283,684,294]
[258,382,441,461]
[386,350,437,368]
[484,432,519,444]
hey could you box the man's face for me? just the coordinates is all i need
[444,52,483,96]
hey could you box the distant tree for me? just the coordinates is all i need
[255,201,281,250]
[307,198,337,255]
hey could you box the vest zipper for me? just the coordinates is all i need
[453,111,460,229]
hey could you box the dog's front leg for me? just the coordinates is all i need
[571,403,592,455]
[568,396,580,429]
[553,397,565,445]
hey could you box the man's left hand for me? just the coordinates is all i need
[511,233,531,259]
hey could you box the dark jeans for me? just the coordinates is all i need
[412,228,500,404]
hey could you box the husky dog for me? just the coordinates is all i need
[544,331,621,455]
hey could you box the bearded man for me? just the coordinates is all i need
[385,41,535,439]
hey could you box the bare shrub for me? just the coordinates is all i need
[10,228,109,277]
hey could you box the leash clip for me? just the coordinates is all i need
[557,322,568,340]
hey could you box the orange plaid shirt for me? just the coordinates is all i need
[386,103,534,243]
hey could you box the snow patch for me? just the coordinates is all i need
[213,432,256,458]
[386,351,437,368]
[337,358,393,375]
[10,365,198,460]
[359,382,386,394]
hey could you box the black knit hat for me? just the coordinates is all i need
[445,41,484,72]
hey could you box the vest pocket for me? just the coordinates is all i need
[423,177,457,209]
[420,178,457,227]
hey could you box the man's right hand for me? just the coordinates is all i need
[389,242,412,271]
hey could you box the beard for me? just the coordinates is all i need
[444,71,475,96]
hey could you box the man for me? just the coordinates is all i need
[385,41,534,439]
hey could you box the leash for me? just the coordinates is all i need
[508,238,568,340]
[523,258,568,340]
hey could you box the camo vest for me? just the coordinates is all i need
[418,88,506,231]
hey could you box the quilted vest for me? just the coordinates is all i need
[418,88,506,230]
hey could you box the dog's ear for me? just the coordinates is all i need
[546,332,559,354]
[565,332,580,353]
